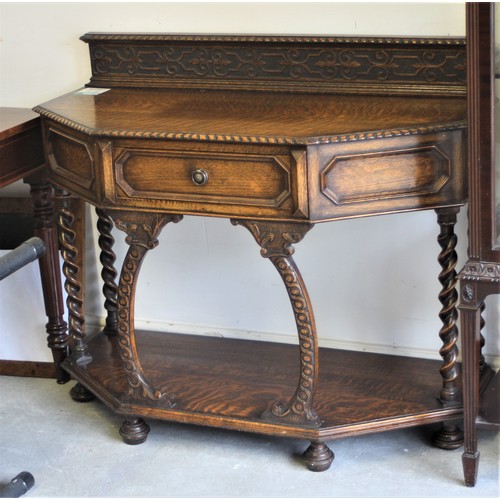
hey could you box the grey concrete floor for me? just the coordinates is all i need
[0,375,498,498]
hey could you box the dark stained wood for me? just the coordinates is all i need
[458,3,500,487]
[0,108,45,187]
[0,359,56,379]
[36,34,470,473]
[81,33,466,96]
[0,108,69,382]
[478,371,500,427]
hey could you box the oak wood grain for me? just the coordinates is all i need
[63,330,463,440]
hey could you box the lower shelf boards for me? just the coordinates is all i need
[62,330,462,440]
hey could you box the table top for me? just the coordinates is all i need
[0,107,41,142]
[34,87,466,145]
[0,107,45,187]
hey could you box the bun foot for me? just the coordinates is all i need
[69,382,96,402]
[303,441,334,472]
[432,423,464,450]
[119,417,150,445]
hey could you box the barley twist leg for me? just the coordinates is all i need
[433,208,463,450]
[96,208,118,336]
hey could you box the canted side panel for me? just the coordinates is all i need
[109,144,307,219]
[308,130,466,222]
[43,122,101,204]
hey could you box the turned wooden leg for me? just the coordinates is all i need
[110,210,182,402]
[119,417,150,445]
[303,441,335,472]
[96,208,118,336]
[26,174,69,384]
[231,220,321,428]
[433,208,463,449]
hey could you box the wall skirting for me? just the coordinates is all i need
[86,314,500,370]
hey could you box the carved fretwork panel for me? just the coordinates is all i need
[82,33,466,96]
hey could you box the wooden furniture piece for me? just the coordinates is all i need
[458,3,500,487]
[35,33,478,473]
[0,108,69,382]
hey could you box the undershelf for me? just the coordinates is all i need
[62,330,463,440]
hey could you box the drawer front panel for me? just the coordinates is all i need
[114,148,293,211]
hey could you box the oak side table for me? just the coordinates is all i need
[34,33,489,479]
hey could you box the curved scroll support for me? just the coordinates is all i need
[96,208,118,336]
[111,211,182,402]
[231,219,321,427]
[57,190,90,365]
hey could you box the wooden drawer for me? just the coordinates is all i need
[111,145,307,219]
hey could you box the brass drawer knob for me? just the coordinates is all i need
[192,169,209,186]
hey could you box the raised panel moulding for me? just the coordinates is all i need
[47,128,95,189]
[320,146,450,205]
[114,148,292,208]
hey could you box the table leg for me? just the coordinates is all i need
[110,210,182,406]
[96,207,118,336]
[26,173,69,383]
[432,207,463,449]
[55,190,95,401]
[458,281,482,487]
[231,219,333,471]
[57,190,89,363]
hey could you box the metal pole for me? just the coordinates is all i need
[0,237,45,281]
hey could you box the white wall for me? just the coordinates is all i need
[1,2,498,366]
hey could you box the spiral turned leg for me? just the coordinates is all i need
[58,193,89,365]
[96,208,118,336]
[58,192,94,402]
[433,208,463,450]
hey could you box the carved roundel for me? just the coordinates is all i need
[462,283,475,303]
